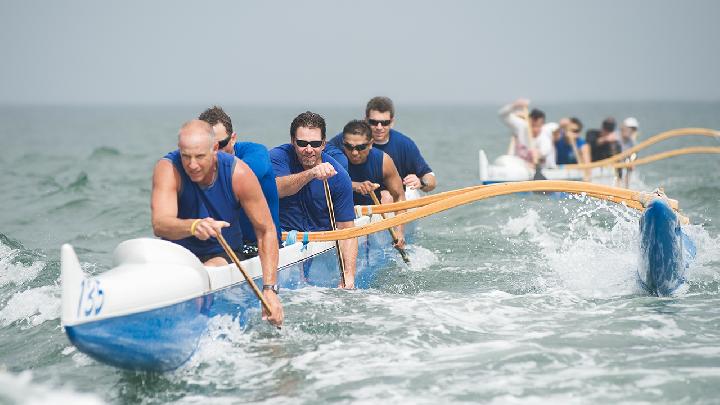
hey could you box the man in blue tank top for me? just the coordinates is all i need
[341,120,406,248]
[329,96,436,202]
[269,111,358,289]
[198,106,282,257]
[151,120,283,326]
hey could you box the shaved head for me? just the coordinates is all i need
[178,119,215,149]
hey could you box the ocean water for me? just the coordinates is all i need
[0,102,719,404]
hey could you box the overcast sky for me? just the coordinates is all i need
[1,0,718,106]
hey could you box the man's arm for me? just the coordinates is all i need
[335,220,358,289]
[498,99,529,145]
[275,163,337,198]
[232,159,283,326]
[382,154,406,248]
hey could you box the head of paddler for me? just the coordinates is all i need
[529,108,545,138]
[365,96,395,144]
[290,111,326,170]
[178,120,218,186]
[198,105,236,154]
[342,119,373,165]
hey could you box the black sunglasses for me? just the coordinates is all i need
[367,119,392,127]
[295,139,324,148]
[343,142,370,152]
[217,134,232,148]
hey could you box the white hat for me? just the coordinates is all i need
[623,117,639,129]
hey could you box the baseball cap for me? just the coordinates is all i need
[623,117,639,129]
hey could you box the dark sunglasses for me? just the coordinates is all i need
[294,139,324,148]
[217,134,232,148]
[568,127,581,133]
[343,142,370,152]
[367,119,392,127]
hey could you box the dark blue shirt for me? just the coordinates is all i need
[232,142,281,243]
[555,134,587,165]
[347,148,385,205]
[163,150,243,257]
[323,143,349,172]
[269,143,355,232]
[330,128,431,179]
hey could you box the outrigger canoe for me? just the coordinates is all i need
[478,150,617,185]
[61,213,414,371]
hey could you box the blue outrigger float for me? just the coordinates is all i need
[61,182,695,372]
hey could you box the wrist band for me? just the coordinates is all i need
[190,219,202,236]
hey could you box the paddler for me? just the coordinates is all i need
[269,111,358,289]
[329,96,436,202]
[151,120,283,326]
[340,120,406,249]
[198,105,282,257]
[498,98,556,168]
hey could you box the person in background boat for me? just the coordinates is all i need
[269,111,358,289]
[151,120,283,325]
[198,106,281,258]
[329,96,436,203]
[341,119,406,248]
[619,117,640,188]
[586,117,621,162]
[554,117,591,164]
[498,98,556,168]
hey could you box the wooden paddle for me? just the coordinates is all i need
[369,190,410,264]
[323,179,348,287]
[215,231,273,316]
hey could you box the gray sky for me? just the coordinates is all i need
[1,0,718,106]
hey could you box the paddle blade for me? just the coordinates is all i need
[533,164,547,180]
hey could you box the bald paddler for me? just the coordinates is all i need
[329,96,436,202]
[198,105,282,257]
[151,120,283,326]
[341,120,406,249]
[269,111,358,289]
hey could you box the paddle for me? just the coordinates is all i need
[323,179,348,287]
[215,231,273,316]
[369,190,411,264]
[523,107,546,180]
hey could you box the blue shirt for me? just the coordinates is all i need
[554,134,587,165]
[269,143,355,232]
[330,128,432,180]
[233,142,281,243]
[323,143,349,172]
[347,148,385,205]
[163,150,243,257]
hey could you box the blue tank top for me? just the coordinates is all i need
[164,150,243,257]
[347,148,385,205]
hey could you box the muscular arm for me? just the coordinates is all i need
[275,170,316,198]
[420,173,436,192]
[233,159,279,286]
[151,159,196,240]
[335,220,358,287]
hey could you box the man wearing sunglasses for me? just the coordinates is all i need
[341,120,406,249]
[151,120,283,326]
[198,106,282,257]
[269,111,358,289]
[329,96,436,199]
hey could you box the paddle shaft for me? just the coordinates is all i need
[215,232,272,315]
[323,179,348,286]
[369,190,410,264]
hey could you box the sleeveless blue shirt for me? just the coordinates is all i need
[347,148,385,205]
[269,144,355,232]
[164,150,243,257]
[233,142,282,243]
[330,128,432,180]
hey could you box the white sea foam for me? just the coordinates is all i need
[0,242,45,287]
[0,370,105,405]
[405,244,438,271]
[0,285,60,328]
